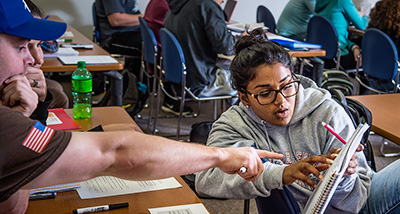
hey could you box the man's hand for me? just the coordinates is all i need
[283,155,334,188]
[25,66,47,102]
[216,147,283,181]
[1,75,38,117]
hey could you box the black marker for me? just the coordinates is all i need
[29,192,56,201]
[73,202,129,214]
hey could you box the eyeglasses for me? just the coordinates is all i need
[243,80,300,105]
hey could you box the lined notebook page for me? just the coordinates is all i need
[58,55,119,65]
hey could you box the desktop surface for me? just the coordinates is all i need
[26,107,205,213]
[349,93,400,145]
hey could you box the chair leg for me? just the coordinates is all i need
[146,64,158,133]
[177,97,185,140]
[213,100,218,120]
[380,139,400,157]
[152,79,162,135]
[243,199,250,214]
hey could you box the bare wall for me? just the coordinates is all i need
[34,0,288,39]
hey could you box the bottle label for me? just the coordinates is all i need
[72,79,92,93]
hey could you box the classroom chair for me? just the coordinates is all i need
[91,2,100,43]
[156,28,237,140]
[354,28,400,94]
[306,15,341,71]
[138,17,160,133]
[256,5,277,34]
[354,28,400,157]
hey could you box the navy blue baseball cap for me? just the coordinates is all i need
[0,0,66,41]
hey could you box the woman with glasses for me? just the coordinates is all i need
[195,28,374,213]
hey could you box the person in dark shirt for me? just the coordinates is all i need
[0,3,281,213]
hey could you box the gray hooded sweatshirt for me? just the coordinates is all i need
[195,76,372,213]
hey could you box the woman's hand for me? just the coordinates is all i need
[344,144,364,176]
[283,155,335,188]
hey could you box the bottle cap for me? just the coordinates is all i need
[77,61,86,68]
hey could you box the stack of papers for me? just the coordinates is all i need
[61,43,94,49]
[58,55,119,65]
[30,182,81,194]
[227,22,268,33]
[43,47,79,58]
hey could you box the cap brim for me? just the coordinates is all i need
[6,18,67,41]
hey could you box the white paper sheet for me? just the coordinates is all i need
[227,22,268,32]
[58,55,119,65]
[43,47,79,58]
[77,176,182,199]
[148,203,210,214]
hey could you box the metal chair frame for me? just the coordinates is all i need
[138,17,161,133]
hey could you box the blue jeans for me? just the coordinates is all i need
[359,159,400,214]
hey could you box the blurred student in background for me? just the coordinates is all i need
[277,0,316,41]
[316,0,369,70]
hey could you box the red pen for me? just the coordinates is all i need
[321,122,347,144]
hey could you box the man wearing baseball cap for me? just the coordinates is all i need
[0,0,281,213]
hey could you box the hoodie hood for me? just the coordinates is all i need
[167,0,189,15]
[289,76,331,125]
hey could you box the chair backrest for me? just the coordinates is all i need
[92,2,100,43]
[159,28,186,85]
[255,186,301,214]
[256,5,276,33]
[306,15,339,60]
[362,28,399,81]
[139,17,158,64]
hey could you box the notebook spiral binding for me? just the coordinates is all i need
[312,171,338,214]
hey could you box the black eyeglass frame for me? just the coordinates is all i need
[242,75,301,106]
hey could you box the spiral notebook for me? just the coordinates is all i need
[303,123,370,214]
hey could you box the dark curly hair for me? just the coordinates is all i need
[368,0,400,47]
[230,28,293,93]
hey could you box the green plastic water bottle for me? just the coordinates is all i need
[72,61,92,119]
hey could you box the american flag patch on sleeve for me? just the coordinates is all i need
[22,121,55,153]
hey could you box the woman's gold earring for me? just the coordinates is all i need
[246,105,250,108]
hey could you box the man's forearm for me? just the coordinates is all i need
[107,13,143,27]
[0,190,30,214]
[25,131,270,189]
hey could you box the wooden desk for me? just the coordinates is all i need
[44,16,124,106]
[349,94,400,145]
[42,16,124,72]
[26,107,205,214]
